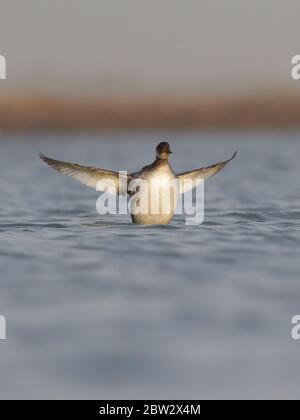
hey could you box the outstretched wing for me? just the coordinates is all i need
[39,153,130,194]
[177,151,237,193]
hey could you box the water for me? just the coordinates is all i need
[0,130,300,399]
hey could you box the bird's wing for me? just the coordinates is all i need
[39,153,130,194]
[177,152,237,193]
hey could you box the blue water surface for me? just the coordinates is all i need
[0,130,300,399]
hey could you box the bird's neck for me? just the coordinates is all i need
[155,156,168,162]
[153,157,171,169]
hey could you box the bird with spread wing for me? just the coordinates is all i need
[40,142,236,225]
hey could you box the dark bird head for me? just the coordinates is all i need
[156,142,172,160]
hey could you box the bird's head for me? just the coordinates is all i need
[156,142,172,160]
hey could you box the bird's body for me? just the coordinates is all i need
[129,158,178,225]
[40,142,236,225]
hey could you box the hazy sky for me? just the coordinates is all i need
[1,0,300,97]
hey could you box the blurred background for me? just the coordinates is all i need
[1,1,300,400]
[1,0,300,131]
